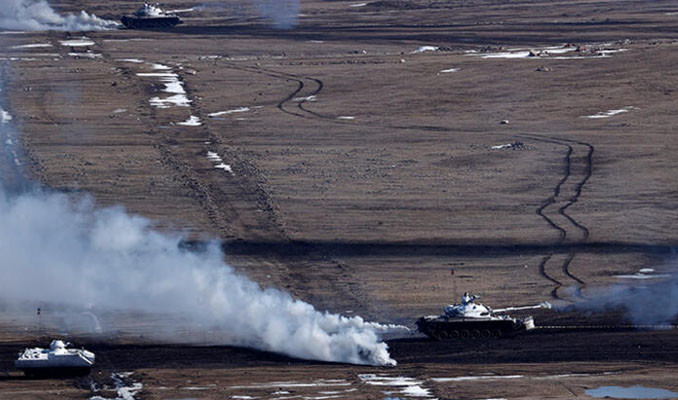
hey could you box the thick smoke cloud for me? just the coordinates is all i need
[562,260,678,325]
[197,0,300,29]
[0,185,400,365]
[0,0,118,31]
[0,102,400,366]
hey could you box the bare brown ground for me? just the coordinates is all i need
[2,0,678,398]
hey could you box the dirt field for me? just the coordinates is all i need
[2,0,678,399]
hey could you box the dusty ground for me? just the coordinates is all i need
[2,0,678,399]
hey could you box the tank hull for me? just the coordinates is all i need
[416,317,526,340]
[121,16,183,29]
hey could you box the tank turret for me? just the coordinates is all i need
[15,339,95,377]
[121,3,184,29]
[416,292,551,340]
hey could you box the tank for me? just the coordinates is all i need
[416,293,551,340]
[121,3,183,29]
[15,340,95,377]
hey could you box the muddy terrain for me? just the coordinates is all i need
[1,0,678,399]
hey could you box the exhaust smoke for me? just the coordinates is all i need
[0,0,118,31]
[196,0,300,29]
[561,259,678,325]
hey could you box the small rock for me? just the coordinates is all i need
[500,119,509,124]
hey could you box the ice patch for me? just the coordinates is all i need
[10,43,52,49]
[177,116,202,126]
[208,107,251,117]
[586,385,678,399]
[60,38,95,47]
[412,46,439,53]
[583,106,634,119]
[439,68,459,73]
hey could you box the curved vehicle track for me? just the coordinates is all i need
[522,134,594,300]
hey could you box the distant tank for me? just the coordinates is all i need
[416,293,551,340]
[121,3,183,29]
[15,340,95,377]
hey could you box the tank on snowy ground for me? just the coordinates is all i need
[416,293,551,340]
[121,3,183,29]
[15,340,95,377]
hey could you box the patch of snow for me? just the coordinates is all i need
[639,268,655,273]
[491,143,513,150]
[349,2,368,7]
[232,396,257,399]
[208,107,251,117]
[431,375,524,382]
[359,375,434,398]
[308,40,324,43]
[439,68,459,73]
[337,116,355,120]
[10,43,52,49]
[149,94,191,108]
[1,109,12,123]
[68,52,102,59]
[116,58,144,63]
[60,38,94,47]
[113,108,127,114]
[293,95,316,102]
[412,46,439,53]
[583,106,634,119]
[152,63,171,70]
[177,115,202,126]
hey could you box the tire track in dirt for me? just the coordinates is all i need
[522,134,593,300]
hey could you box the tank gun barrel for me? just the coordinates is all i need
[493,301,552,313]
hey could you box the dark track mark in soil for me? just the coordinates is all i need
[521,135,594,300]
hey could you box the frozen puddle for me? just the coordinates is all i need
[137,66,190,108]
[359,374,434,398]
[206,151,233,174]
[10,43,52,49]
[208,107,251,117]
[60,37,95,47]
[412,46,439,54]
[90,372,142,400]
[177,115,201,126]
[614,268,671,280]
[586,385,678,399]
[582,106,634,119]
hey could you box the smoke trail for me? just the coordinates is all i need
[0,0,118,31]
[0,185,401,365]
[561,260,678,325]
[196,0,300,29]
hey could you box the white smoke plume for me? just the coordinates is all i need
[197,0,300,29]
[561,260,678,325]
[0,0,118,31]
[0,184,401,365]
